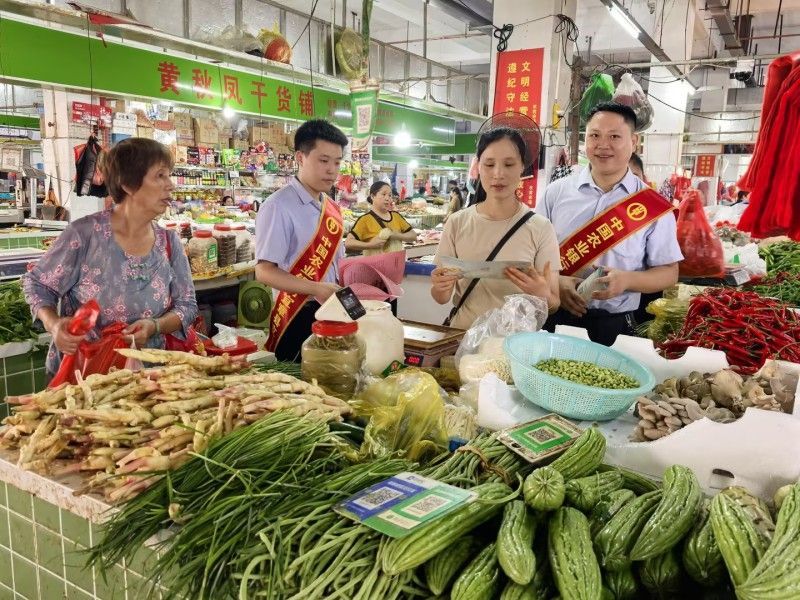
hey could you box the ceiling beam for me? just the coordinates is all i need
[595,0,686,80]
[705,0,745,56]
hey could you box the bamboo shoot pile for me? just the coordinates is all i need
[0,349,351,502]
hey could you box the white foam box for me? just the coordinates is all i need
[554,325,800,499]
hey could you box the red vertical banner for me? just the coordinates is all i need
[516,175,537,208]
[493,48,544,123]
[694,154,717,177]
[493,48,544,206]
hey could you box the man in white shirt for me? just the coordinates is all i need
[536,102,683,345]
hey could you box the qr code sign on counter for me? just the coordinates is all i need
[525,427,558,444]
[403,494,450,518]
[354,486,404,510]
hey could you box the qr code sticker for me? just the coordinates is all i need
[357,105,372,131]
[402,494,450,518]
[354,486,404,510]
[525,427,558,444]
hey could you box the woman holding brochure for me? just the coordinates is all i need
[430,128,561,330]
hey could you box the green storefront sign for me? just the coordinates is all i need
[0,16,455,145]
[0,113,38,129]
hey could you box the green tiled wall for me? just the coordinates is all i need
[0,237,56,251]
[0,482,168,600]
[1,347,47,420]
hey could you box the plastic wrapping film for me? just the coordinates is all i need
[351,370,449,462]
[612,73,654,132]
[455,294,548,385]
[192,24,262,53]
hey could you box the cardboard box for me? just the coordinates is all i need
[186,146,200,165]
[177,133,196,146]
[134,111,153,127]
[154,128,176,146]
[232,138,250,151]
[249,124,269,145]
[137,126,154,139]
[175,146,189,165]
[172,112,193,130]
[153,119,174,132]
[112,112,137,127]
[193,117,219,146]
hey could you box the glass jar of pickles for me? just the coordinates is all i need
[301,321,365,399]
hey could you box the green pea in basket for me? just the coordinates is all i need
[504,332,655,421]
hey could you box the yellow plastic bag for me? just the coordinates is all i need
[643,297,689,343]
[352,370,448,462]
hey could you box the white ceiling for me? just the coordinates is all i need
[270,0,798,73]
[268,0,492,69]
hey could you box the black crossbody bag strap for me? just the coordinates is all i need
[443,210,535,327]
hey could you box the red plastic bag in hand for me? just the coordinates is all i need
[676,189,726,279]
[75,323,132,378]
[49,322,133,388]
[48,299,100,388]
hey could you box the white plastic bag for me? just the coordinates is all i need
[123,336,144,372]
[212,323,239,349]
[722,242,767,278]
[194,25,262,54]
[612,73,654,132]
[455,294,548,384]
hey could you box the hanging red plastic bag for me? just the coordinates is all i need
[612,72,654,132]
[676,189,726,278]
[671,172,692,202]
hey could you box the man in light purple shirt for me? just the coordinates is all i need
[255,119,348,361]
[536,102,682,345]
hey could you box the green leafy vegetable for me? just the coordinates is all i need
[0,281,39,345]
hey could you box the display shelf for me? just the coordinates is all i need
[173,164,228,172]
[192,268,255,292]
[175,185,228,190]
[174,185,272,193]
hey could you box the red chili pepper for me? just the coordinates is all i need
[659,288,800,373]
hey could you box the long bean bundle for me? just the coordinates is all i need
[90,416,532,599]
[760,240,800,275]
[87,412,337,572]
[421,431,535,486]
[235,432,532,599]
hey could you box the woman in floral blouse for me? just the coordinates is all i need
[23,138,198,377]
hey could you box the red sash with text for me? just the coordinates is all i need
[559,188,674,276]
[266,197,343,352]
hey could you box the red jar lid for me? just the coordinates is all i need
[214,224,232,231]
[312,320,358,336]
[194,230,213,238]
